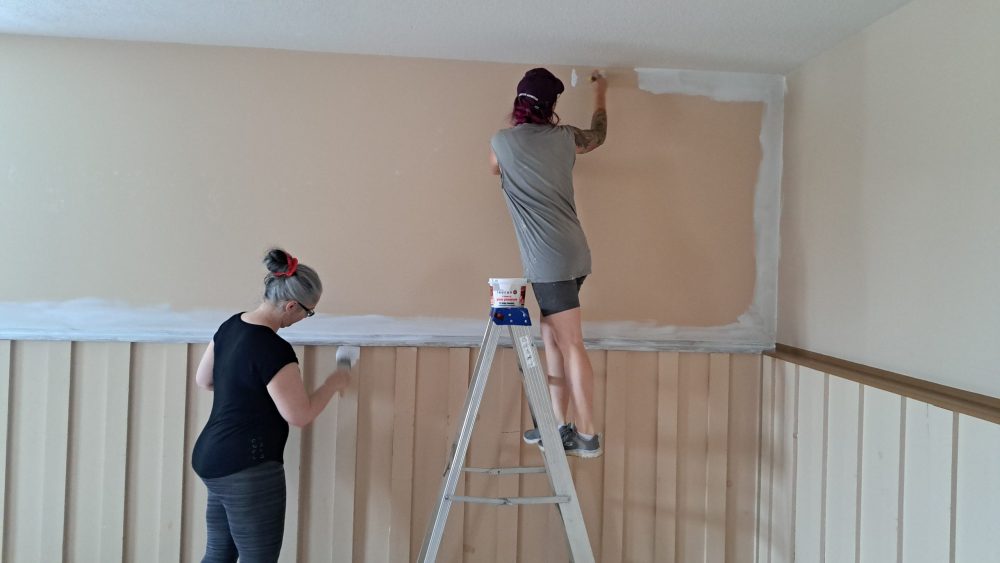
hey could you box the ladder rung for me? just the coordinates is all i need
[447,495,571,506]
[462,466,547,475]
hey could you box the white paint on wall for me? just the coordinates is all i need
[0,299,771,352]
[636,68,786,346]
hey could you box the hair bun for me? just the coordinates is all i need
[264,248,292,275]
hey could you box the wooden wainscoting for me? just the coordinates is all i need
[759,351,1000,563]
[1,340,762,563]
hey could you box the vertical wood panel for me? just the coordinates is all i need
[493,347,518,563]
[655,352,680,563]
[575,349,606,559]
[465,347,505,563]
[706,354,731,563]
[901,401,953,563]
[600,350,628,563]
[0,341,11,562]
[438,347,470,563]
[353,347,398,563]
[516,345,547,563]
[281,345,305,563]
[859,387,902,563]
[5,342,72,563]
[66,342,131,563]
[954,415,1000,563]
[125,343,187,563]
[298,346,329,562]
[624,352,659,563]
[181,343,213,563]
[756,356,774,563]
[769,360,797,563]
[794,367,826,563]
[824,377,861,563]
[389,348,418,563]
[677,353,710,563]
[331,346,360,562]
[39,342,72,563]
[726,353,761,563]
[300,346,354,561]
[410,348,452,559]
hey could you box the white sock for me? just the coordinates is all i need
[577,431,595,441]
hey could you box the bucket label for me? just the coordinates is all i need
[518,335,538,368]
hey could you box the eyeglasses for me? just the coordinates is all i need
[296,301,315,318]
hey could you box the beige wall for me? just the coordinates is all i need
[0,34,761,326]
[779,0,1000,396]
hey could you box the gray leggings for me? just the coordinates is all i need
[201,461,286,563]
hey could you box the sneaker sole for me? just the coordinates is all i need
[537,444,603,459]
[565,448,603,459]
[523,437,541,445]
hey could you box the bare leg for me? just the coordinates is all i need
[540,316,570,424]
[543,307,596,436]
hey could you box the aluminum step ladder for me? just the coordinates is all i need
[417,294,595,562]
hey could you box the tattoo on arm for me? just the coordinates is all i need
[572,109,608,152]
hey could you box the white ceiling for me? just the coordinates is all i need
[0,0,913,74]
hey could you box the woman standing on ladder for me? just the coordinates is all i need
[489,67,608,458]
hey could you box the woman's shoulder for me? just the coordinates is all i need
[213,312,243,337]
[492,127,514,141]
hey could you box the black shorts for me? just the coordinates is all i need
[531,276,587,317]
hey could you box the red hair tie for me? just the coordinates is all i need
[274,254,299,278]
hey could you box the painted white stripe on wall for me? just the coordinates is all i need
[0,299,773,352]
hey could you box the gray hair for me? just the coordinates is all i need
[262,248,323,307]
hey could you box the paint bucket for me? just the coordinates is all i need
[488,278,528,308]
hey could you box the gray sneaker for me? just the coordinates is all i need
[523,427,541,444]
[536,422,576,451]
[563,431,602,458]
[525,423,573,446]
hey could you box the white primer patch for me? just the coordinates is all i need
[636,67,786,348]
[0,299,771,352]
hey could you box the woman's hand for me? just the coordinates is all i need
[326,369,352,396]
[590,70,607,96]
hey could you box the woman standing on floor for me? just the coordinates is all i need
[191,249,351,563]
[489,67,609,458]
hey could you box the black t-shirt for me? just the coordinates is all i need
[192,313,298,478]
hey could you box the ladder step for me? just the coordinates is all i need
[447,494,571,506]
[462,466,547,475]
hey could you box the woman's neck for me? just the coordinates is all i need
[242,303,282,331]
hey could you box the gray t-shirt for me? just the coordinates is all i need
[490,124,592,283]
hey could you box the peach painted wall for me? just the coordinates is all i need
[0,34,762,327]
